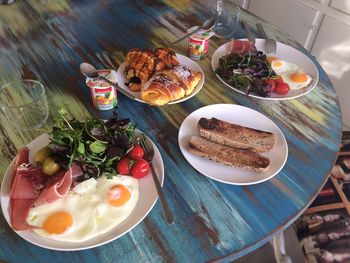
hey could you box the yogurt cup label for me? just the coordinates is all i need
[187,27,215,61]
[86,69,118,111]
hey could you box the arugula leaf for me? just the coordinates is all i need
[89,141,108,154]
[77,142,85,155]
[105,156,120,167]
[54,106,74,130]
[52,129,74,146]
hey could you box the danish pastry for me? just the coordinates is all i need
[140,65,202,106]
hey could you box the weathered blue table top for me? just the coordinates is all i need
[0,1,342,262]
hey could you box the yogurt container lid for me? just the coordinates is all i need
[187,26,215,41]
[86,69,117,88]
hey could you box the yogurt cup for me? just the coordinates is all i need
[86,69,117,111]
[187,26,215,60]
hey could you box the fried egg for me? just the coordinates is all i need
[267,56,313,90]
[267,56,299,75]
[279,71,312,90]
[26,175,139,242]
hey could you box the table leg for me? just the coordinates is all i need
[271,232,292,263]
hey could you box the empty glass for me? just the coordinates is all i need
[213,0,241,39]
[0,80,49,130]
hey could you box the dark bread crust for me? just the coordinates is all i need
[188,136,270,172]
[198,118,276,153]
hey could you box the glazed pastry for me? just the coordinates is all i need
[169,65,202,96]
[124,48,179,91]
[151,48,180,68]
[141,65,202,106]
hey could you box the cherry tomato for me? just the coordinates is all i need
[129,145,144,161]
[116,157,132,175]
[274,76,284,84]
[265,79,276,92]
[131,159,150,179]
[275,83,290,94]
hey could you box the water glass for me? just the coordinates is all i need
[213,0,241,39]
[0,80,49,130]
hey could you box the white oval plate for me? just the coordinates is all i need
[0,132,164,251]
[178,104,288,185]
[211,39,319,100]
[116,54,205,104]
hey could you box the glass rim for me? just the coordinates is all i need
[0,79,46,109]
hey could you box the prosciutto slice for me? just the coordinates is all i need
[10,166,47,199]
[13,147,29,168]
[10,199,37,230]
[34,169,72,206]
[9,147,42,230]
[230,39,255,54]
[71,163,84,186]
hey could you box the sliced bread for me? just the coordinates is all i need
[198,117,276,153]
[188,136,270,172]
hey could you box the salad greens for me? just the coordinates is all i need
[216,50,277,97]
[50,107,136,180]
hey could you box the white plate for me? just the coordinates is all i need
[0,133,164,251]
[116,54,205,104]
[178,104,288,185]
[211,39,319,100]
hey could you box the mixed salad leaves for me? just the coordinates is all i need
[49,107,136,180]
[216,46,277,97]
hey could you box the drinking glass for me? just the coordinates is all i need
[213,0,241,39]
[0,79,49,130]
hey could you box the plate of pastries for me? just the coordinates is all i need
[116,48,204,106]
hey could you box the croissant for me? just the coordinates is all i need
[124,48,180,91]
[141,65,202,106]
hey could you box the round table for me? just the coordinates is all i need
[0,1,342,262]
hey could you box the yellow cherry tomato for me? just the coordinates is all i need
[34,147,53,164]
[42,157,60,176]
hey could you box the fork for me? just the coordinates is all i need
[241,21,255,45]
[256,23,276,53]
[139,134,174,224]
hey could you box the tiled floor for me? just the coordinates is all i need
[236,226,305,263]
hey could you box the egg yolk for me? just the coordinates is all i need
[107,185,131,207]
[291,72,308,83]
[271,60,283,68]
[43,211,73,234]
[267,56,279,63]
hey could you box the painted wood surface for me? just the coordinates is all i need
[0,1,342,262]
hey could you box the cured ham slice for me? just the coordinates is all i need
[34,168,72,206]
[71,162,84,185]
[230,39,255,54]
[10,199,37,230]
[10,147,44,230]
[10,166,47,199]
[13,147,29,168]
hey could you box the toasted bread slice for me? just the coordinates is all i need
[188,136,270,173]
[198,118,276,153]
